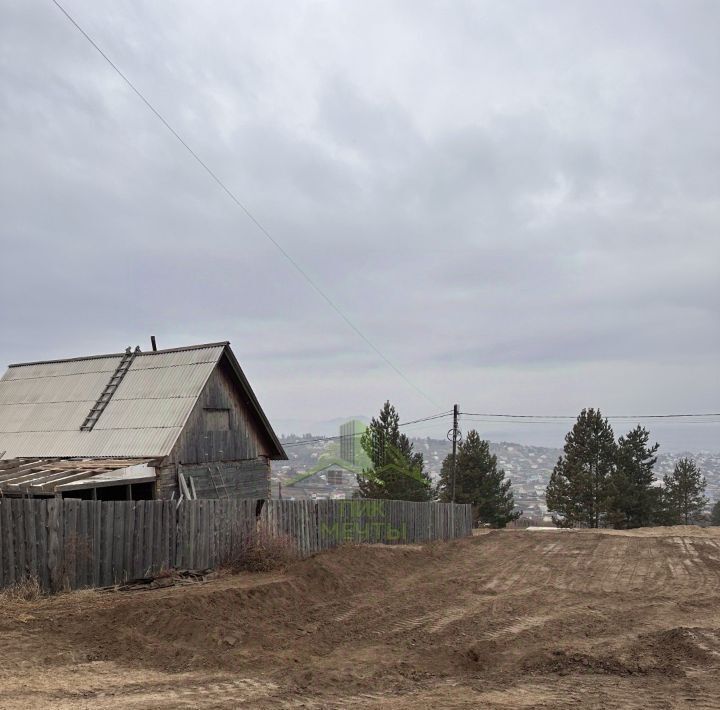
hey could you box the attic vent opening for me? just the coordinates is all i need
[80,346,138,432]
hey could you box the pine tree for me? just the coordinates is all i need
[662,458,708,525]
[356,401,432,501]
[606,426,660,528]
[437,430,520,527]
[545,408,616,528]
[711,500,720,526]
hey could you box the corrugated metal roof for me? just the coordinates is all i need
[97,398,192,430]
[0,428,182,459]
[1,357,121,380]
[0,370,114,404]
[112,362,215,400]
[0,344,224,459]
[0,402,91,433]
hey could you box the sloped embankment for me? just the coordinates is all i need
[2,529,720,708]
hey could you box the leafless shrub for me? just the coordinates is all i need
[224,523,298,573]
[0,576,43,603]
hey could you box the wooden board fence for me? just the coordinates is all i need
[0,498,472,592]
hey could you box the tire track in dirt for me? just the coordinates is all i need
[4,528,720,709]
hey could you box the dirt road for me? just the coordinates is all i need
[2,526,720,708]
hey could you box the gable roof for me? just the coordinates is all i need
[0,342,286,460]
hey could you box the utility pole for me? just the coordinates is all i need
[451,403,459,503]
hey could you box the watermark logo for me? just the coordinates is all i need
[320,499,408,542]
[357,443,427,487]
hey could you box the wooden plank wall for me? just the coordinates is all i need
[178,461,270,500]
[163,362,273,466]
[0,499,472,592]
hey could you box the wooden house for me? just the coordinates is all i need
[0,342,286,499]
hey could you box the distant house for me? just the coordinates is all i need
[284,462,359,500]
[0,342,286,499]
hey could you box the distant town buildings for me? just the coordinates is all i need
[274,435,720,511]
[283,462,359,500]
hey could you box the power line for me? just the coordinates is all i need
[461,418,720,427]
[461,411,720,420]
[283,436,342,448]
[281,408,720,448]
[50,0,440,409]
[397,411,452,426]
[461,417,563,426]
[282,411,452,448]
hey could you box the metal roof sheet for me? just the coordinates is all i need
[131,347,223,369]
[112,361,215,400]
[96,398,193,430]
[0,344,224,459]
[0,370,114,404]
[0,428,182,459]
[2,357,121,380]
[0,401,92,433]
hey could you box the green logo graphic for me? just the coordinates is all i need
[319,499,408,542]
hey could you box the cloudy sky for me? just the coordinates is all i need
[1,1,718,450]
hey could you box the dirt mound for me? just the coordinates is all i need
[517,626,720,679]
[635,626,720,665]
[521,647,659,677]
[19,543,439,673]
[3,528,720,708]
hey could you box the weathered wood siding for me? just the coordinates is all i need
[155,460,271,500]
[0,499,473,592]
[154,356,275,499]
[165,358,274,466]
[182,461,270,499]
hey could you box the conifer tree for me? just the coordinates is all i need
[662,457,708,525]
[711,500,720,526]
[437,430,520,527]
[607,426,660,528]
[356,401,432,501]
[545,408,616,527]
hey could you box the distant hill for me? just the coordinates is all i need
[274,436,720,516]
[273,416,370,439]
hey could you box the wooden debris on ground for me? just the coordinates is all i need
[102,569,213,592]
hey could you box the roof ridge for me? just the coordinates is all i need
[8,342,230,368]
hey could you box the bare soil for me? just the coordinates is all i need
[2,527,720,708]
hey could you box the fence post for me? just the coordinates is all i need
[47,498,61,592]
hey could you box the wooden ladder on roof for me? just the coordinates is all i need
[80,346,138,432]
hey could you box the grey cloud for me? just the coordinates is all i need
[1,0,718,449]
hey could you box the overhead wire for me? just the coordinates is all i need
[50,0,440,409]
[281,411,452,448]
[461,411,720,421]
[44,3,720,427]
[282,410,720,446]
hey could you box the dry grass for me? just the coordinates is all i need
[224,524,298,573]
[0,576,43,604]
